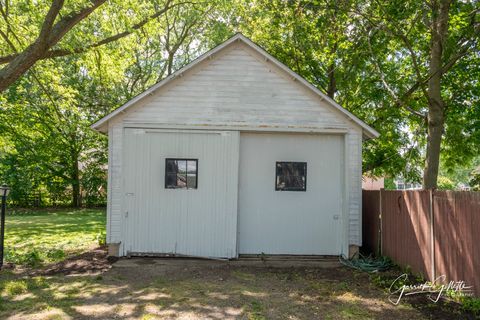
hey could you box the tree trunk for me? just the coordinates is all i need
[71,158,81,207]
[423,0,451,189]
[167,52,174,76]
[326,41,338,99]
[327,61,337,99]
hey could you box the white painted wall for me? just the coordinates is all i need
[238,133,344,255]
[122,129,239,258]
[122,44,348,131]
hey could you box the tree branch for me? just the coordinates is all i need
[0,0,193,66]
[38,0,64,45]
[366,30,427,118]
[0,0,106,92]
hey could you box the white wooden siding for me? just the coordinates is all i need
[347,128,363,246]
[107,120,123,246]
[122,44,347,130]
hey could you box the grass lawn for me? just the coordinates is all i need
[0,209,476,319]
[3,208,106,266]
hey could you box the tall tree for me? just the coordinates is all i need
[354,0,479,188]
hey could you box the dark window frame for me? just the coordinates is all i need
[275,161,307,192]
[165,158,198,189]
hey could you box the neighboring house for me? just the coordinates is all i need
[362,177,384,190]
[92,34,379,259]
[395,179,422,190]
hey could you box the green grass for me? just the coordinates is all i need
[4,208,106,266]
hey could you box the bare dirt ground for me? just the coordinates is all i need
[0,248,474,319]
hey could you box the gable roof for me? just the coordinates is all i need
[91,33,379,139]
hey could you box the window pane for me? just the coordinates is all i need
[166,160,177,173]
[177,160,187,174]
[187,161,197,174]
[166,173,177,188]
[176,173,187,188]
[276,162,306,191]
[187,174,197,188]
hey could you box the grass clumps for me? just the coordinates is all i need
[3,208,105,267]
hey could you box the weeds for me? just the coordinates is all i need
[3,280,28,296]
[462,297,480,314]
[96,230,107,246]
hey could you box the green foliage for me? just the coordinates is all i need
[439,156,480,190]
[437,176,456,190]
[462,297,480,315]
[96,230,107,246]
[3,280,28,297]
[384,177,397,190]
[470,174,480,191]
[1,276,50,298]
[370,266,425,292]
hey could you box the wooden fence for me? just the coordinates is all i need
[362,190,480,296]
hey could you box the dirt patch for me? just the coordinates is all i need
[32,246,111,276]
[1,254,478,319]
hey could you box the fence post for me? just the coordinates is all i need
[378,188,383,256]
[429,189,436,281]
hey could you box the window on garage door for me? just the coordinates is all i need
[275,161,307,191]
[165,159,198,189]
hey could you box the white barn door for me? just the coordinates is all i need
[123,129,239,258]
[238,133,344,255]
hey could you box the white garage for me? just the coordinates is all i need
[92,33,378,259]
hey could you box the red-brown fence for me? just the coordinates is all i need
[362,190,480,296]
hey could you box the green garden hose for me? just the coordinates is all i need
[340,253,392,272]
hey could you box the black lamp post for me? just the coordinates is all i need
[0,184,10,269]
